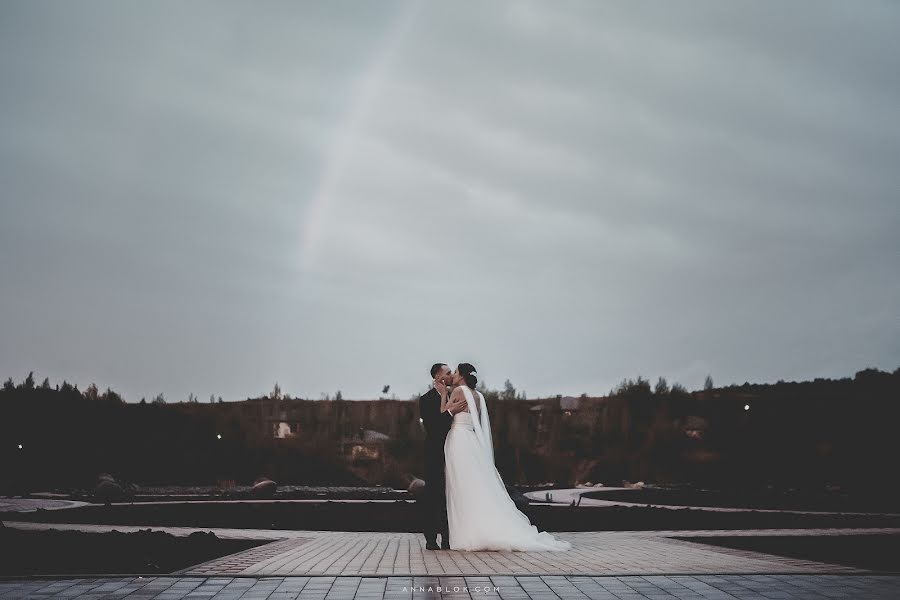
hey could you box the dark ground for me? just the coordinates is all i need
[677,535,900,572]
[67,485,411,503]
[584,487,900,513]
[5,501,900,532]
[0,526,267,575]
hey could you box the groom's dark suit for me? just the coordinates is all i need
[418,387,454,546]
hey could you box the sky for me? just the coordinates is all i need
[1,1,898,402]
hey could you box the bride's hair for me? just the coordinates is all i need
[457,363,477,389]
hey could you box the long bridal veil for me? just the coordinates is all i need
[460,386,502,481]
[460,387,489,457]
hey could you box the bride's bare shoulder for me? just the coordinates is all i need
[450,386,469,411]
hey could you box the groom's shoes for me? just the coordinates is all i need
[440,536,450,550]
[425,540,439,551]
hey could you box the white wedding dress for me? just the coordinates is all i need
[444,386,571,551]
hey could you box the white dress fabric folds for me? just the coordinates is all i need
[444,386,571,551]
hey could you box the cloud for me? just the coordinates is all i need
[0,0,897,401]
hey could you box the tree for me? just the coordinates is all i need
[40,377,51,390]
[23,371,35,390]
[2,377,14,392]
[501,379,517,401]
[84,383,100,401]
[654,376,670,395]
[704,375,714,391]
[152,393,166,405]
[270,382,282,401]
[477,380,500,402]
[335,390,343,401]
[101,387,123,404]
[611,376,652,398]
[209,394,216,404]
[217,396,223,403]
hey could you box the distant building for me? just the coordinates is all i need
[559,396,580,412]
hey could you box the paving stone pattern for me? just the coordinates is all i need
[1,575,899,599]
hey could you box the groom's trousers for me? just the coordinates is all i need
[423,449,449,544]
[419,387,453,545]
[422,448,449,542]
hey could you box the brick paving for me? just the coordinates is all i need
[178,530,864,577]
[7,522,898,577]
[3,520,899,598]
[1,575,899,599]
[182,538,314,575]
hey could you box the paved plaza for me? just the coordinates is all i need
[179,530,869,578]
[4,514,900,598]
[1,574,899,599]
[3,521,896,577]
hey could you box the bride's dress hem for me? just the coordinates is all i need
[444,395,571,553]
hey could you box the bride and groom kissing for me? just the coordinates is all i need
[417,362,571,552]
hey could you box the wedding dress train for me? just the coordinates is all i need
[443,387,571,551]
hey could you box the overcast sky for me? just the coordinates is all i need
[1,1,898,402]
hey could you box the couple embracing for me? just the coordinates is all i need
[417,362,571,552]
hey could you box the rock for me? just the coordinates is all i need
[95,476,124,504]
[361,430,390,444]
[407,478,426,497]
[251,478,277,498]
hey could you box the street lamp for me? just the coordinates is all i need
[744,404,750,411]
[216,434,222,440]
[17,443,23,450]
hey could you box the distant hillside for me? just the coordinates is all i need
[1,367,897,492]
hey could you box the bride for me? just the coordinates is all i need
[443,363,571,551]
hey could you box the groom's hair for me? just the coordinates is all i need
[430,363,447,378]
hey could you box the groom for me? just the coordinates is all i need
[419,363,466,550]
